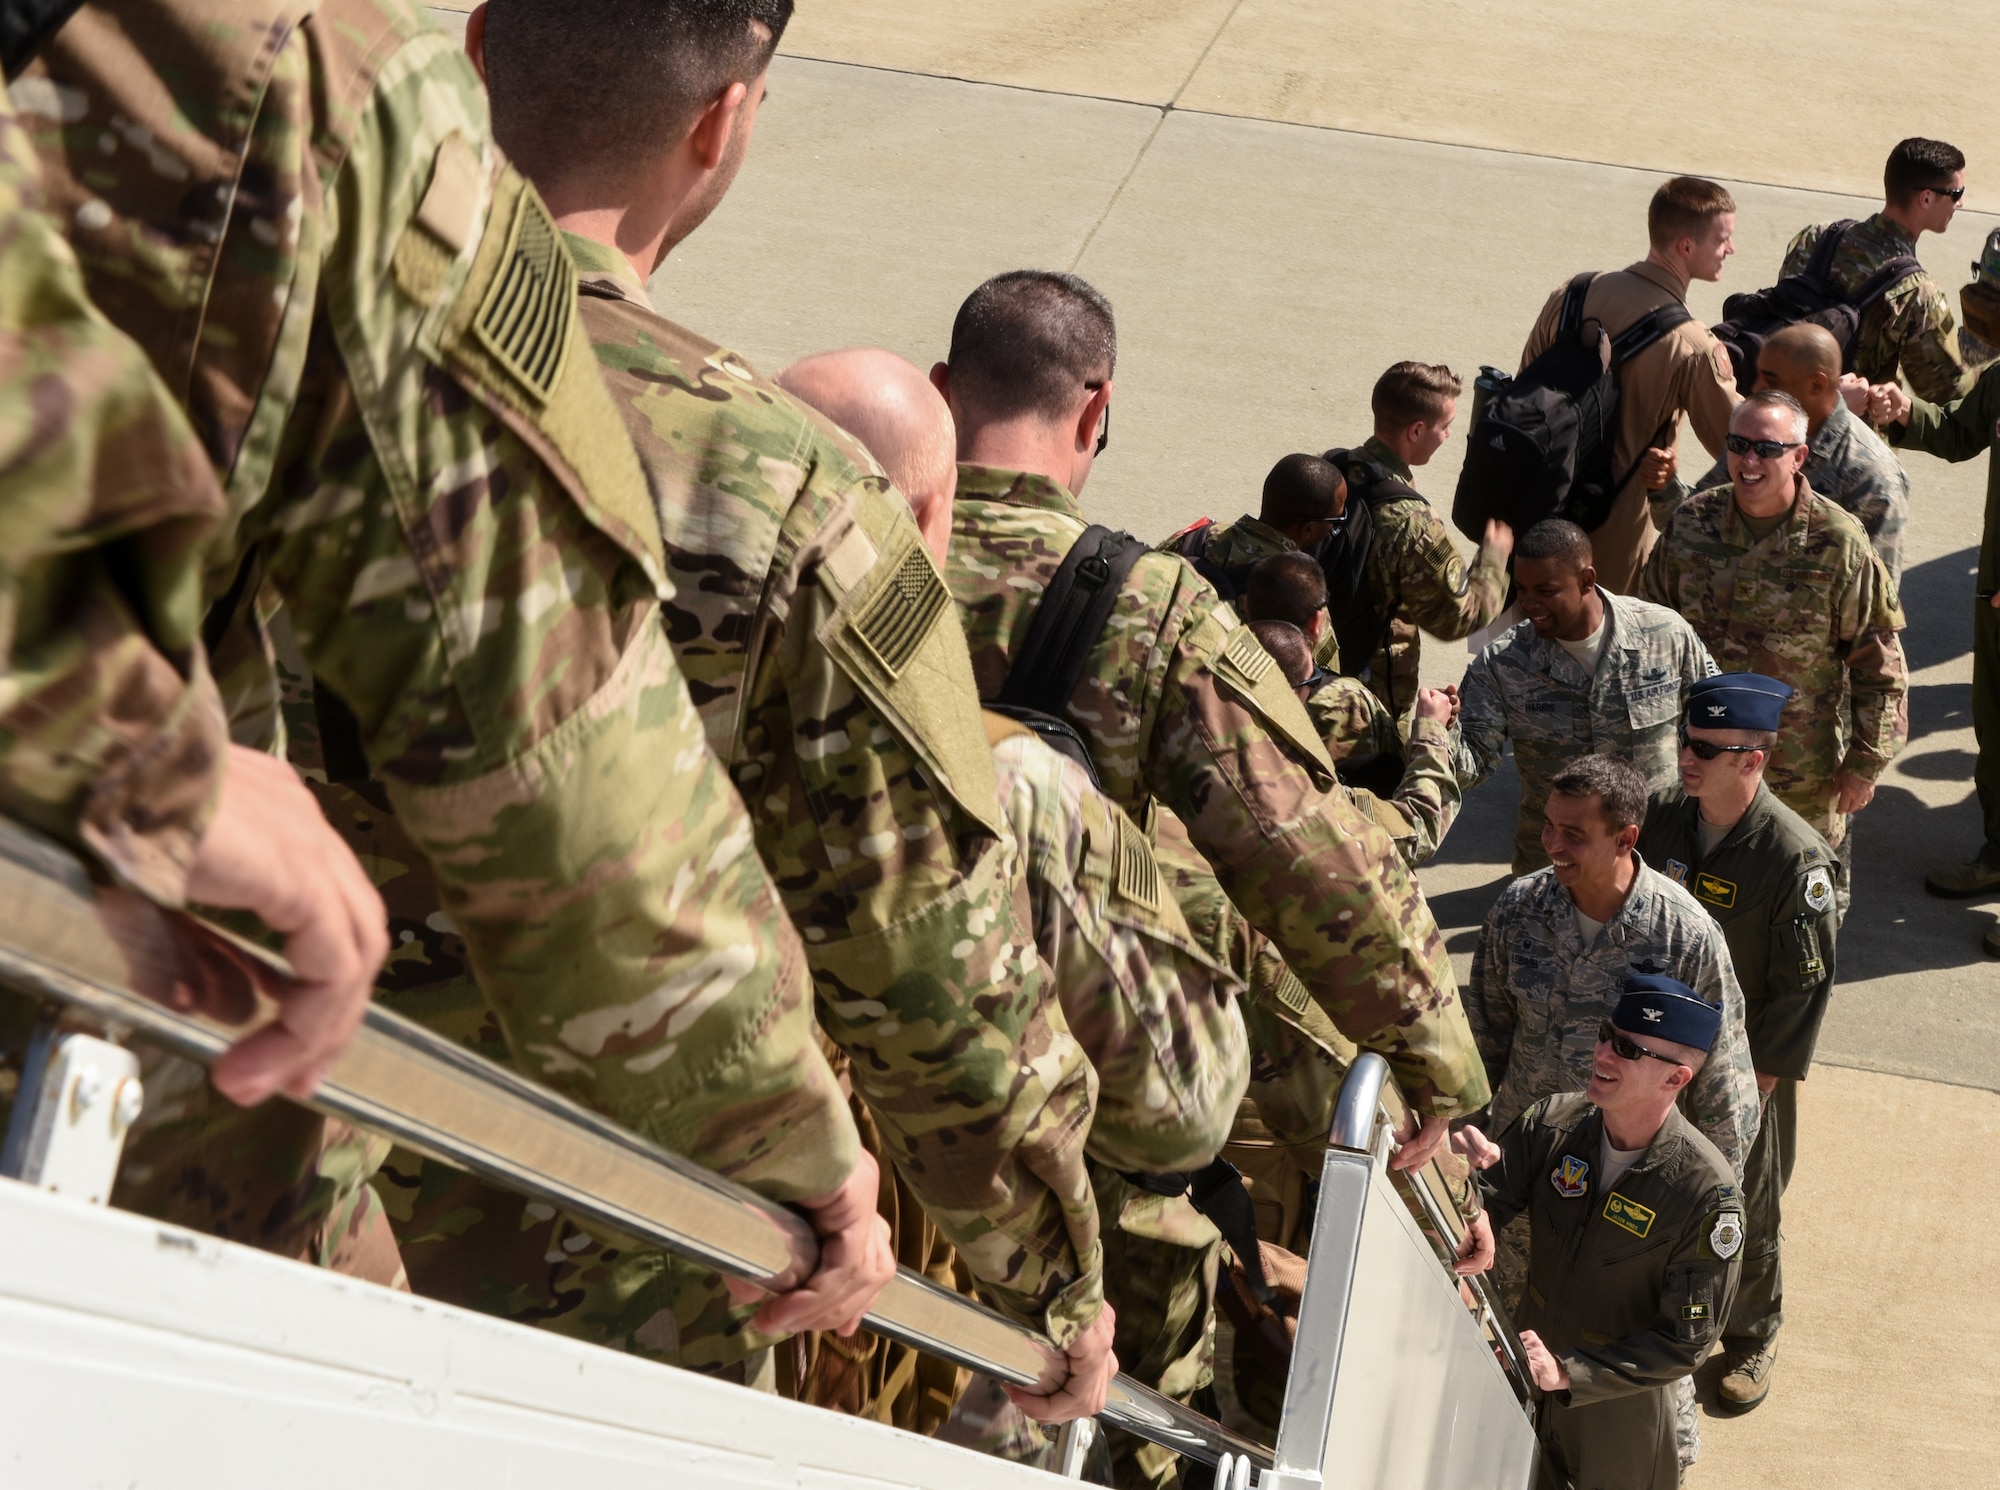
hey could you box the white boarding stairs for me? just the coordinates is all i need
[0,819,1537,1489]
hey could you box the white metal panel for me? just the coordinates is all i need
[0,1178,1062,1490]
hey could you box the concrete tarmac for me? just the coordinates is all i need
[431,4,1994,1480]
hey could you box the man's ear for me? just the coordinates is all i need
[1330,480,1349,520]
[686,80,750,172]
[1076,380,1112,453]
[1666,1064,1696,1093]
[929,362,952,405]
[1615,822,1641,856]
[464,2,490,81]
[1576,563,1598,592]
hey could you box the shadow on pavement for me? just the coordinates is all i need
[1900,547,1977,675]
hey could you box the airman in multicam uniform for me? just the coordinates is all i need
[1779,136,1987,405]
[1667,323,1913,583]
[1456,522,1715,874]
[10,0,888,1341]
[1641,395,1909,908]
[1306,673,1400,764]
[936,276,1489,1136]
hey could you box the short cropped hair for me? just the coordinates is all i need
[1247,620,1314,687]
[1734,388,1809,443]
[1515,518,1593,571]
[485,1,792,185]
[1648,176,1736,249]
[1885,137,1965,205]
[1243,552,1328,630]
[1371,362,1462,429]
[946,271,1117,424]
[1260,453,1346,530]
[1549,754,1648,832]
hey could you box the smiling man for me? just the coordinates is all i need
[1642,391,1909,922]
[1457,520,1715,872]
[1465,977,1744,1490]
[1639,674,1838,1414]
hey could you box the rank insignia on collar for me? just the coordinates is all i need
[1664,858,1689,886]
[1550,1155,1589,1198]
[1709,1210,1744,1260]
[1603,1191,1656,1238]
[1695,872,1738,909]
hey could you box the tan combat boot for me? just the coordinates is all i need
[1718,1344,1777,1412]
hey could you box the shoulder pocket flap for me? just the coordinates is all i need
[823,536,1005,837]
[1210,625,1338,783]
[435,166,667,589]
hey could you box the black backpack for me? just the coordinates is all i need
[1315,448,1425,714]
[1450,272,1691,541]
[1159,518,1256,602]
[1710,220,1923,396]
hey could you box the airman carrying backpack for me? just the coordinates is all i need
[1450,272,1691,542]
[1709,219,1923,396]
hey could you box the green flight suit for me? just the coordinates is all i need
[1640,785,1837,1349]
[1482,1094,1743,1490]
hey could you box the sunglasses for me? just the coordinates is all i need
[1598,1021,1684,1067]
[1678,724,1762,760]
[1723,433,1802,459]
[1930,185,1967,202]
[1086,381,1110,455]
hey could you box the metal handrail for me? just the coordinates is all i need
[0,820,1269,1471]
[1327,1053,1536,1401]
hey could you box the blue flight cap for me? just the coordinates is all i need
[1685,673,1793,733]
[1614,974,1722,1053]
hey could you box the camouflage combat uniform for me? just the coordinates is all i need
[1468,861,1760,1178]
[1163,513,1338,668]
[948,464,1489,1121]
[1339,438,1508,718]
[11,0,855,1261]
[1640,481,1909,851]
[1306,672,1400,764]
[1781,214,1985,404]
[1455,592,1716,873]
[1672,399,1912,584]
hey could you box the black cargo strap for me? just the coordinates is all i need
[1123,1156,1273,1304]
[1805,218,1922,309]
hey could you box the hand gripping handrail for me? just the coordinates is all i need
[0,820,1269,1471]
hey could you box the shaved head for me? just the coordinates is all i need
[778,348,959,561]
[1762,322,1842,380]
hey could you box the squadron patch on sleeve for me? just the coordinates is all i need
[1550,1155,1590,1198]
[1803,866,1835,916]
[1707,1210,1744,1260]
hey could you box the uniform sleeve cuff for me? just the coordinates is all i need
[77,667,230,907]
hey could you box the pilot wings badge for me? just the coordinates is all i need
[1550,1155,1590,1198]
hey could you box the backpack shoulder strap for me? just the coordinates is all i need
[1324,447,1423,508]
[1609,300,1694,365]
[1850,254,1925,309]
[1804,218,1858,282]
[993,524,1150,721]
[1555,271,1599,337]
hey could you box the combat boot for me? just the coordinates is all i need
[1924,849,2000,898]
[1717,1344,1777,1412]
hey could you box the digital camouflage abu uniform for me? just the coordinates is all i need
[1640,784,1836,1353]
[12,0,856,1242]
[1481,1094,1743,1490]
[1673,398,1912,584]
[948,465,1489,1121]
[1335,438,1508,719]
[1456,592,1716,873]
[1781,215,1985,405]
[1640,482,1909,849]
[1889,363,2000,862]
[1468,862,1760,1179]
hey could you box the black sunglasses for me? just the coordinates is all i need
[1678,724,1762,760]
[1086,381,1110,455]
[1723,433,1802,459]
[1930,185,1967,202]
[1598,1021,1684,1066]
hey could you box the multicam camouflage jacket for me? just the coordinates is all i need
[1307,671,1400,763]
[948,464,1488,1120]
[13,0,854,1201]
[1161,512,1338,668]
[1339,712,1461,869]
[1781,213,1982,405]
[1640,480,1909,844]
[1468,860,1761,1180]
[569,239,1105,1339]
[989,722,1249,1175]
[1456,591,1717,872]
[1344,437,1508,716]
[1671,399,1912,583]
